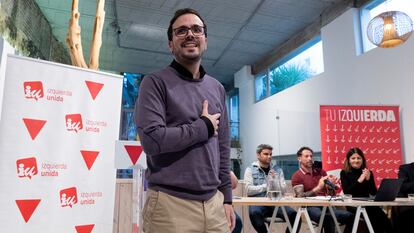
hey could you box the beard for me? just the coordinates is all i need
[179,51,202,62]
[303,161,313,169]
[172,38,205,63]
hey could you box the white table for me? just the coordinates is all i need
[330,198,414,233]
[233,197,341,233]
[232,197,414,233]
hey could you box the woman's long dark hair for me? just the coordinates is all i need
[343,147,367,172]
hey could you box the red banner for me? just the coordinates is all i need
[320,105,402,187]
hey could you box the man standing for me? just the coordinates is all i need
[244,144,300,233]
[134,8,234,233]
[291,146,353,233]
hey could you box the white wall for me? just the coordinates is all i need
[235,8,414,172]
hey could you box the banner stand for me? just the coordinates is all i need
[115,140,147,233]
[132,169,146,233]
[0,55,123,232]
[320,105,403,187]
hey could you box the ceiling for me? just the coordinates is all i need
[34,0,350,86]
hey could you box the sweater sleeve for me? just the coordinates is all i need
[216,86,232,203]
[367,171,377,195]
[134,75,209,155]
[340,170,359,195]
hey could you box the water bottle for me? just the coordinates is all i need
[267,171,282,200]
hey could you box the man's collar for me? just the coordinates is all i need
[252,161,273,169]
[252,161,260,168]
[299,167,310,174]
[170,60,206,81]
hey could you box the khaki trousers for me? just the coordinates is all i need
[143,189,230,233]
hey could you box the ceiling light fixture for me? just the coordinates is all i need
[367,11,413,48]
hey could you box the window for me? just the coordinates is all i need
[119,72,144,141]
[118,72,144,179]
[254,72,268,101]
[270,40,324,95]
[360,0,414,53]
[254,37,324,101]
[228,90,240,142]
[228,89,241,177]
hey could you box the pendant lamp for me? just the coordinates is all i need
[367,11,413,48]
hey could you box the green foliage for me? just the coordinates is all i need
[269,63,311,94]
[0,0,70,63]
[255,74,267,101]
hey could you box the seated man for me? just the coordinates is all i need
[244,144,300,233]
[291,146,354,233]
[394,162,414,233]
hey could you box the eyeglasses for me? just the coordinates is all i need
[173,25,205,37]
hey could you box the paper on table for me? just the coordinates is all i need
[306,196,342,201]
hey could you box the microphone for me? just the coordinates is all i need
[324,179,339,190]
[312,161,322,169]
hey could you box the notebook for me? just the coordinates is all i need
[352,178,403,202]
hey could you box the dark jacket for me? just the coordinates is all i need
[398,162,414,197]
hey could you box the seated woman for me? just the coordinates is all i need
[340,147,393,233]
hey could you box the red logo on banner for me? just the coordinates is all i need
[85,81,104,100]
[16,157,38,179]
[66,114,83,132]
[23,118,46,140]
[23,81,44,101]
[75,224,95,233]
[124,145,143,165]
[15,199,41,223]
[80,150,100,170]
[60,187,78,208]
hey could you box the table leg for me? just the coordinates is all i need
[302,208,317,233]
[293,207,316,233]
[281,206,293,232]
[291,207,304,233]
[351,206,362,233]
[328,206,343,233]
[317,206,327,233]
[268,206,280,232]
[360,207,375,233]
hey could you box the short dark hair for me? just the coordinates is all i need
[296,146,313,157]
[256,144,273,154]
[343,147,367,171]
[167,8,207,41]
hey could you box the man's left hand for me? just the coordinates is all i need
[224,204,235,231]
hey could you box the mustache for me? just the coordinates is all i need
[181,38,199,47]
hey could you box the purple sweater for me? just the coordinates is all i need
[134,61,232,203]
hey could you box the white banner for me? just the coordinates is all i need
[0,55,123,233]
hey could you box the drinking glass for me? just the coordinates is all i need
[343,194,352,203]
[267,173,282,200]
